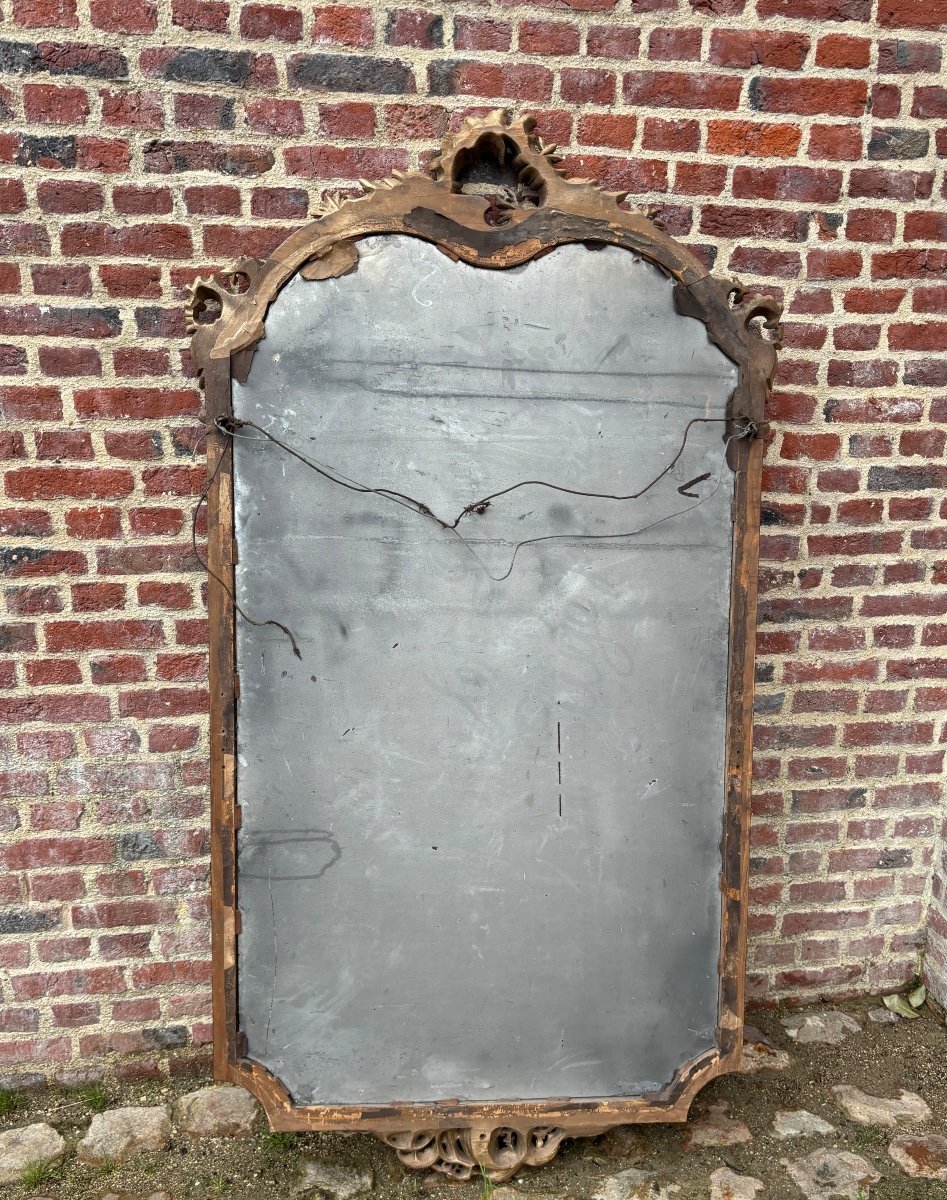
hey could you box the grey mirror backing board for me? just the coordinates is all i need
[188,111,780,1183]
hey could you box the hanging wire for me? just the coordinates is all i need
[191,442,303,659]
[198,414,757,655]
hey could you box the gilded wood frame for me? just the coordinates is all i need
[187,110,781,1182]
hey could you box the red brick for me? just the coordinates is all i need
[732,166,842,203]
[12,0,77,25]
[577,114,636,150]
[710,29,809,69]
[851,168,933,202]
[36,181,102,214]
[23,84,90,124]
[100,90,164,130]
[560,68,614,105]
[719,120,805,159]
[587,24,640,57]
[751,77,867,117]
[808,124,863,161]
[31,264,93,296]
[758,0,870,17]
[846,210,896,243]
[623,70,741,110]
[843,286,906,313]
[880,38,942,72]
[284,145,409,180]
[650,26,702,61]
[89,0,156,31]
[312,5,374,45]
[451,15,507,50]
[240,2,303,40]
[518,18,577,55]
[816,34,871,67]
[172,0,228,30]
[878,0,947,30]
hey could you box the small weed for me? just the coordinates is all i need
[90,1155,117,1176]
[264,1130,298,1152]
[21,1160,59,1190]
[205,1171,230,1197]
[479,1163,494,1200]
[80,1082,110,1114]
[0,1089,25,1119]
[853,1125,885,1148]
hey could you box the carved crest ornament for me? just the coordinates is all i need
[188,111,781,1183]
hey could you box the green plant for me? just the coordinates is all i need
[90,1155,117,1176]
[479,1162,494,1200]
[205,1171,230,1196]
[264,1130,298,1152]
[854,1126,885,1148]
[0,1088,25,1119]
[21,1160,59,1190]
[80,1082,110,1113]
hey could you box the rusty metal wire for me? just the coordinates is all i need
[197,414,757,655]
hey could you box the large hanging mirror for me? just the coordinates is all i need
[188,111,780,1182]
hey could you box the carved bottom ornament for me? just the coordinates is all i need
[381,1124,575,1182]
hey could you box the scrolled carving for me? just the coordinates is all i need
[184,260,269,385]
[728,283,783,347]
[381,1124,570,1182]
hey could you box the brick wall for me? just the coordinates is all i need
[1,0,946,1079]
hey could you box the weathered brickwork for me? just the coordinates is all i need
[0,0,946,1077]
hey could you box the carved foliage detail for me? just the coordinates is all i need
[382,1125,569,1182]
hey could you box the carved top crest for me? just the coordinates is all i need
[187,107,781,402]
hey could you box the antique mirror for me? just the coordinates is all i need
[188,111,780,1181]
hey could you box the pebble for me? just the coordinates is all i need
[592,1168,680,1200]
[709,1167,763,1199]
[684,1101,752,1148]
[737,1038,790,1074]
[888,1133,947,1181]
[832,1085,931,1128]
[772,1110,836,1140]
[295,1158,373,1199]
[868,1007,900,1025]
[78,1106,172,1165]
[173,1085,261,1138]
[0,1123,66,1185]
[781,1009,861,1045]
[781,1148,880,1199]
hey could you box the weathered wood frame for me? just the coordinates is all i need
[188,111,781,1180]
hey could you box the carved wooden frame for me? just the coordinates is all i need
[188,110,781,1183]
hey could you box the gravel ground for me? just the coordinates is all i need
[1,996,945,1199]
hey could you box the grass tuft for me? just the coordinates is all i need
[21,1160,59,1190]
[80,1082,110,1114]
[0,1089,25,1119]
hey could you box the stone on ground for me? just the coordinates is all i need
[832,1084,931,1127]
[592,1168,679,1200]
[868,1006,900,1024]
[295,1158,373,1199]
[888,1133,947,1181]
[782,1148,880,1199]
[684,1101,752,1148]
[173,1084,261,1138]
[737,1028,790,1073]
[0,1123,66,1185]
[782,1009,861,1045]
[77,1106,172,1165]
[98,1193,172,1200]
[772,1110,836,1139]
[709,1167,764,1199]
